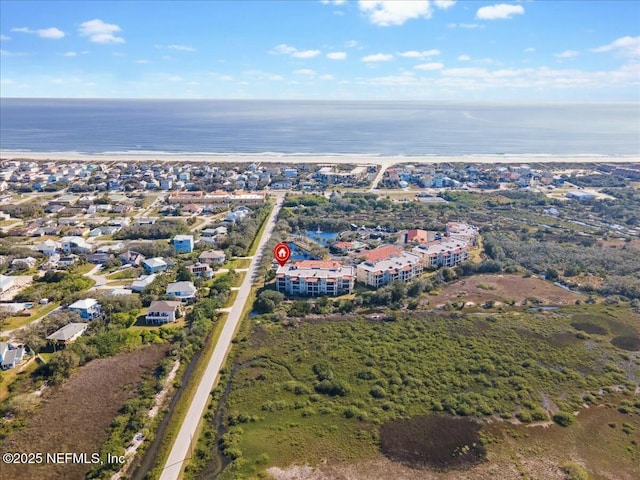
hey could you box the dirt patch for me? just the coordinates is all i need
[379,415,486,471]
[0,344,170,480]
[571,321,608,335]
[426,274,579,307]
[611,335,640,351]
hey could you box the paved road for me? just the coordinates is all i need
[159,193,284,480]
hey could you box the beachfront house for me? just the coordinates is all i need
[68,298,101,320]
[173,235,194,254]
[145,300,183,324]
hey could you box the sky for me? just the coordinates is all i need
[0,0,639,101]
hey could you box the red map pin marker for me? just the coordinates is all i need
[273,243,291,267]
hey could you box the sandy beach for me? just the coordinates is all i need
[1,150,638,166]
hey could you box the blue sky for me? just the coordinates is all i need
[1,0,639,101]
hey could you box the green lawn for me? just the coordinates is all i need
[225,258,252,270]
[2,302,60,332]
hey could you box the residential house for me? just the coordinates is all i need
[46,323,88,346]
[60,236,93,254]
[120,250,146,267]
[143,257,168,274]
[87,252,111,264]
[182,204,202,215]
[35,240,61,256]
[68,298,101,320]
[131,274,157,292]
[0,343,25,370]
[276,260,355,296]
[11,257,37,269]
[356,245,423,288]
[173,235,194,254]
[166,281,197,301]
[58,255,78,267]
[198,249,226,264]
[189,263,214,279]
[145,300,183,324]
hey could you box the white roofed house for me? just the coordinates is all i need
[145,300,184,324]
[60,236,93,254]
[68,298,101,320]
[0,342,26,370]
[131,274,157,292]
[198,249,226,264]
[166,281,197,302]
[35,239,61,256]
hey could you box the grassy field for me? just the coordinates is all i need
[1,302,60,332]
[0,344,170,480]
[0,356,39,402]
[206,303,639,480]
[225,258,252,270]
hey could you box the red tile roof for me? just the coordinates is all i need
[358,245,403,263]
[294,260,342,269]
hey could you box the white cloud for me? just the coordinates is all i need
[321,0,347,4]
[209,72,234,81]
[0,49,27,57]
[414,62,443,70]
[447,23,484,29]
[11,27,65,39]
[398,49,440,58]
[457,54,471,61]
[293,49,321,58]
[476,4,524,20]
[319,74,335,80]
[434,0,456,9]
[167,75,183,82]
[168,44,197,52]
[244,70,284,81]
[524,47,535,53]
[591,36,640,56]
[135,59,151,64]
[294,69,316,75]
[38,27,65,39]
[555,50,579,59]
[78,19,125,44]
[327,51,347,60]
[0,34,11,41]
[345,40,360,48]
[362,53,393,62]
[359,0,432,26]
[64,51,78,57]
[270,44,321,58]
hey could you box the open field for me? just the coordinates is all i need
[202,302,640,480]
[0,344,170,480]
[267,404,640,480]
[425,273,580,307]
[1,302,60,333]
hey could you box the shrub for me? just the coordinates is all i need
[553,411,575,427]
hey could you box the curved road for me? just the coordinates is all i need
[159,193,284,480]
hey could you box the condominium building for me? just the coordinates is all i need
[276,260,355,296]
[412,238,470,268]
[356,245,423,288]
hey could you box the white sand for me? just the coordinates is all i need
[1,150,638,166]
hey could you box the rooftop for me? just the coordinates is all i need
[46,323,87,342]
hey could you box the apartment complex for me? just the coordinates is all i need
[412,238,470,268]
[356,245,423,288]
[276,260,355,296]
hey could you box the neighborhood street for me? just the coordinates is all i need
[159,193,284,480]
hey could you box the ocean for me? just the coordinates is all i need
[0,99,638,156]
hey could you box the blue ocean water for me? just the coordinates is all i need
[0,99,638,155]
